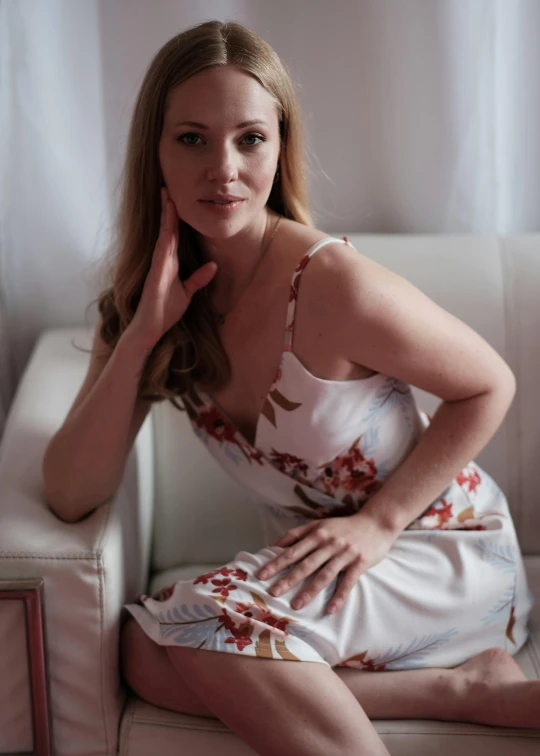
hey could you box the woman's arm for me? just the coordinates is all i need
[314,243,516,534]
[43,318,153,523]
[359,384,515,533]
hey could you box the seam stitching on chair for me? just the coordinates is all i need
[379,731,540,738]
[0,553,97,559]
[122,710,134,755]
[130,713,540,737]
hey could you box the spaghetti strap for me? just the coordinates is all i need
[283,236,353,353]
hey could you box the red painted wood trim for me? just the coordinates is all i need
[0,580,52,756]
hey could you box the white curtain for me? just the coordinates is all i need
[1,0,539,437]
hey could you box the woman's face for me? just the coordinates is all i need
[159,65,281,238]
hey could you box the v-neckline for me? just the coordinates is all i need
[196,350,385,451]
[197,352,285,450]
[203,392,264,449]
[191,235,361,450]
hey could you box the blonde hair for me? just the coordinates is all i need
[81,19,314,412]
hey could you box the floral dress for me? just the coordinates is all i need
[124,236,534,670]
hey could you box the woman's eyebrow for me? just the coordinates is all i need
[173,119,269,129]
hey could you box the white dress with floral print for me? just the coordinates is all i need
[124,236,534,670]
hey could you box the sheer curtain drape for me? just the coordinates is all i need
[1,0,539,437]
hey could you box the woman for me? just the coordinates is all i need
[44,19,537,756]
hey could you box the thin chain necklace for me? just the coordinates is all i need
[210,215,282,326]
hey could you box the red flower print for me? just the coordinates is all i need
[193,566,247,599]
[257,609,292,635]
[421,498,453,528]
[232,602,292,638]
[195,405,236,444]
[336,650,386,671]
[219,608,240,632]
[152,584,176,602]
[210,578,238,598]
[289,255,310,304]
[219,608,254,651]
[194,405,265,462]
[459,523,487,531]
[235,602,253,614]
[457,467,481,493]
[317,439,381,503]
[269,449,310,479]
[225,636,253,651]
[249,447,266,462]
[357,658,386,672]
[194,566,235,585]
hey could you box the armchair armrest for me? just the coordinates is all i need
[0,327,155,756]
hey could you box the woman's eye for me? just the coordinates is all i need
[243,133,266,146]
[177,133,266,147]
[177,133,201,146]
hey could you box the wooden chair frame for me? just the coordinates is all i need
[0,579,52,756]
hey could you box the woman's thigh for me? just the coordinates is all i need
[120,617,387,755]
[165,644,387,756]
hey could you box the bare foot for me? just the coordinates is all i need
[451,648,540,728]
[456,647,528,687]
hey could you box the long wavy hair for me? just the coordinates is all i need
[80,19,314,412]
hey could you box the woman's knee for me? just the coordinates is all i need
[120,616,158,692]
[119,616,216,717]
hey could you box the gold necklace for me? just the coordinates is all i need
[211,215,282,326]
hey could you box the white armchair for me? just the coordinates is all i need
[1,233,540,755]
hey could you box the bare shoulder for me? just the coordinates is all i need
[281,227,363,316]
[293,237,516,401]
[277,218,342,272]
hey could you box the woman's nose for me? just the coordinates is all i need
[206,146,239,182]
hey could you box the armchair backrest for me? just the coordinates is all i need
[150,233,540,573]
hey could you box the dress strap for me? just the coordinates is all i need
[283,236,354,353]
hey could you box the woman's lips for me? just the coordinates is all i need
[198,199,246,213]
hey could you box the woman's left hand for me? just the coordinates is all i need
[256,513,397,615]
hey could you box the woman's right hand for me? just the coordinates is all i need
[128,187,218,352]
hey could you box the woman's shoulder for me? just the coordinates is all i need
[279,218,367,290]
[279,217,351,271]
[276,220,371,336]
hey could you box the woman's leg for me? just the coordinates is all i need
[121,618,540,729]
[121,617,389,756]
[335,647,539,726]
[165,647,389,756]
[120,617,213,716]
